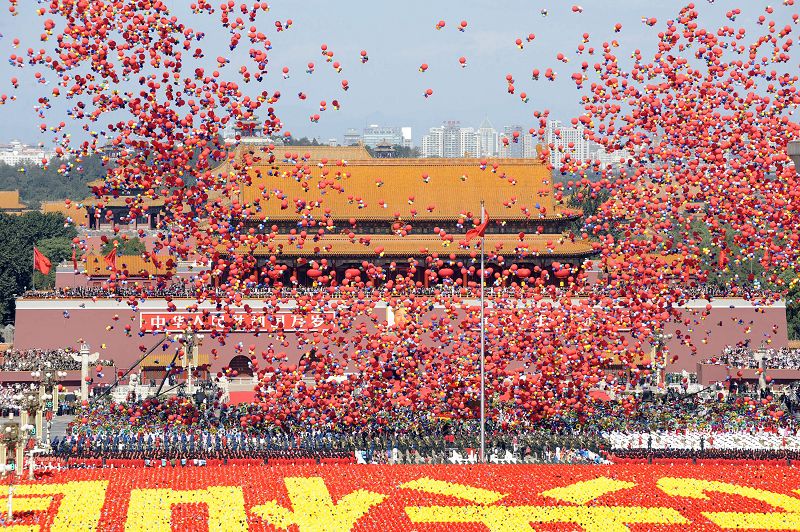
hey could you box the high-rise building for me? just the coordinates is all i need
[441,121,462,158]
[477,119,499,157]
[421,127,443,157]
[343,128,362,146]
[498,125,536,158]
[545,120,589,169]
[460,127,478,157]
[590,145,629,168]
[400,127,413,149]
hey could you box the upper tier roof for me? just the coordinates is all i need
[230,148,578,222]
[85,254,176,277]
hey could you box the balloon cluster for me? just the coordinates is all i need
[4,2,800,426]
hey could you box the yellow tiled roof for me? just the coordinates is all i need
[0,190,26,210]
[86,254,176,277]
[220,233,595,258]
[238,158,578,222]
[40,200,88,226]
[140,352,211,367]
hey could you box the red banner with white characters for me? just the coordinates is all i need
[7,464,800,531]
[139,311,334,333]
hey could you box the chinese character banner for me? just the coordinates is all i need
[139,312,335,333]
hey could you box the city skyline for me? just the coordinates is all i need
[332,118,627,167]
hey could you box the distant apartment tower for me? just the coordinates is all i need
[421,126,443,157]
[441,121,462,158]
[460,127,478,157]
[343,128,362,146]
[545,120,590,169]
[400,127,413,148]
[498,125,536,158]
[590,145,629,168]
[422,121,500,158]
[477,119,499,157]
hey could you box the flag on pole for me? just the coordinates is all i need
[33,247,52,275]
[465,209,490,243]
[104,248,117,269]
[72,247,79,272]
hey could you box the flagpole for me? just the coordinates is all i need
[479,200,486,463]
[31,248,35,291]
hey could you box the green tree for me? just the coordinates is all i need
[0,212,76,324]
[0,154,107,209]
[281,136,321,146]
[785,277,800,340]
[101,237,145,256]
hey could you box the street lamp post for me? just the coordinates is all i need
[15,389,40,444]
[176,332,204,396]
[652,332,673,391]
[31,368,66,443]
[0,423,21,520]
[0,423,21,478]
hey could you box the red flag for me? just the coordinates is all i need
[104,248,117,269]
[72,247,78,272]
[465,209,490,243]
[33,247,52,275]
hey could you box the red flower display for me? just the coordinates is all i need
[4,464,800,530]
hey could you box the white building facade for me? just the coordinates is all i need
[0,141,53,166]
[545,120,590,169]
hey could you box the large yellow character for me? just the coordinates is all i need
[125,486,248,532]
[404,476,687,532]
[658,477,800,530]
[251,477,386,532]
[0,480,108,532]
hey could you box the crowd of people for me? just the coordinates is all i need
[702,347,800,370]
[0,348,81,371]
[47,387,799,465]
[0,348,114,372]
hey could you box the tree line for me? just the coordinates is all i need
[0,212,76,324]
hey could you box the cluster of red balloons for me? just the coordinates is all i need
[3,1,799,424]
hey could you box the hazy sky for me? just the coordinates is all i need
[0,1,791,146]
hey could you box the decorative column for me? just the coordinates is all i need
[70,343,98,402]
[14,445,22,477]
[34,409,42,444]
[80,344,89,402]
